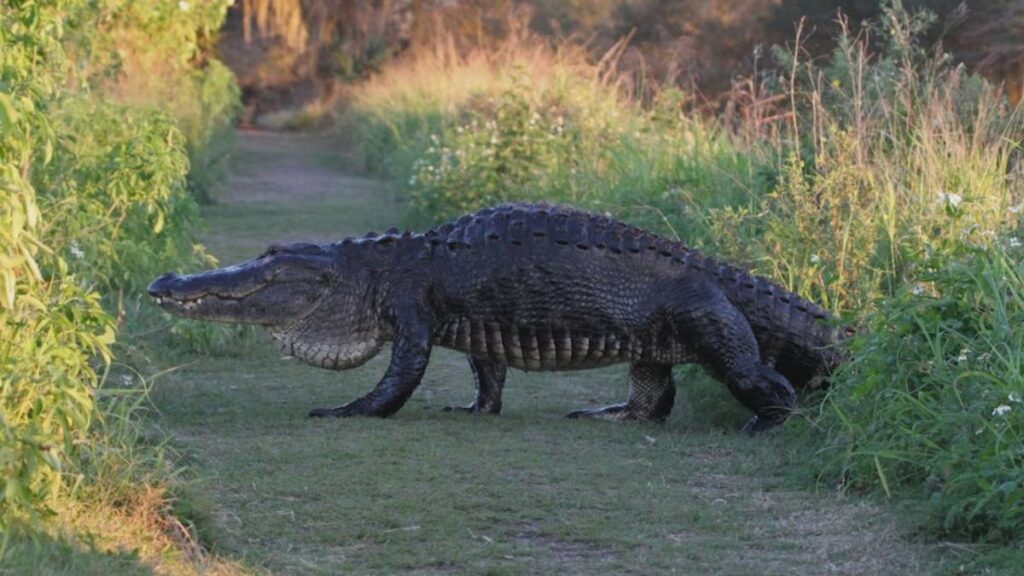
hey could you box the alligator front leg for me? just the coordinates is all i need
[444,356,506,414]
[567,362,676,422]
[685,296,797,434]
[309,306,433,418]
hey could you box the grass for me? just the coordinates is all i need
[138,130,961,574]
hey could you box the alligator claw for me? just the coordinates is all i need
[566,404,630,421]
[442,402,500,415]
[308,405,365,418]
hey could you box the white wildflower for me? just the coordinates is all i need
[70,241,84,260]
[956,349,969,363]
[178,1,190,11]
[121,374,133,386]
[911,284,925,296]
[1009,237,1022,248]
[1011,203,1023,215]
[992,405,1012,417]
[1009,392,1022,404]
[936,191,963,208]
[408,175,417,186]
[810,254,821,264]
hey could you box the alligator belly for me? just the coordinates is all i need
[433,318,693,371]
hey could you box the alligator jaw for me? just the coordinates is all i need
[148,272,245,319]
[151,291,225,314]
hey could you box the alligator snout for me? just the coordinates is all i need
[148,273,179,298]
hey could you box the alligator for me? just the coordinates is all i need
[148,202,847,433]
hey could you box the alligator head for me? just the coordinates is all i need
[148,242,338,325]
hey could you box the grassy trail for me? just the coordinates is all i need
[151,131,946,575]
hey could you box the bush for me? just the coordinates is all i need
[714,5,1023,313]
[78,0,241,202]
[1,0,237,541]
[2,0,118,535]
[36,99,208,294]
[813,238,1024,542]
[348,29,768,242]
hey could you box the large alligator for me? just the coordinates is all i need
[149,203,846,432]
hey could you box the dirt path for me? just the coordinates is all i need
[151,131,949,575]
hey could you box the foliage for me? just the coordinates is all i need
[80,0,241,202]
[36,100,209,294]
[814,238,1024,542]
[1,0,117,537]
[349,30,767,239]
[409,71,624,218]
[1,0,238,548]
[722,4,1023,313]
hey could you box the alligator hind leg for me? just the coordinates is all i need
[567,363,676,422]
[444,356,506,414]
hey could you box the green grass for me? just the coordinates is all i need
[141,131,960,574]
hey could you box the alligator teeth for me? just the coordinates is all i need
[196,297,203,305]
[155,297,163,304]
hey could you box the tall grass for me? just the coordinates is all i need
[738,9,1023,313]
[348,26,632,181]
[343,1,1024,547]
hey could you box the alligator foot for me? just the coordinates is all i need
[308,401,379,418]
[566,403,633,421]
[740,414,785,435]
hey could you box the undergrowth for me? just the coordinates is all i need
[815,237,1024,544]
[2,0,244,571]
[344,0,1024,554]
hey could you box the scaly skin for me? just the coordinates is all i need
[149,203,848,433]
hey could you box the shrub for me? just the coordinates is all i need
[349,30,767,241]
[813,237,1024,542]
[36,100,207,294]
[1,0,237,540]
[78,0,242,202]
[1,0,117,535]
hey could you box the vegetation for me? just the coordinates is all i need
[1,0,241,570]
[344,1,1024,559]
